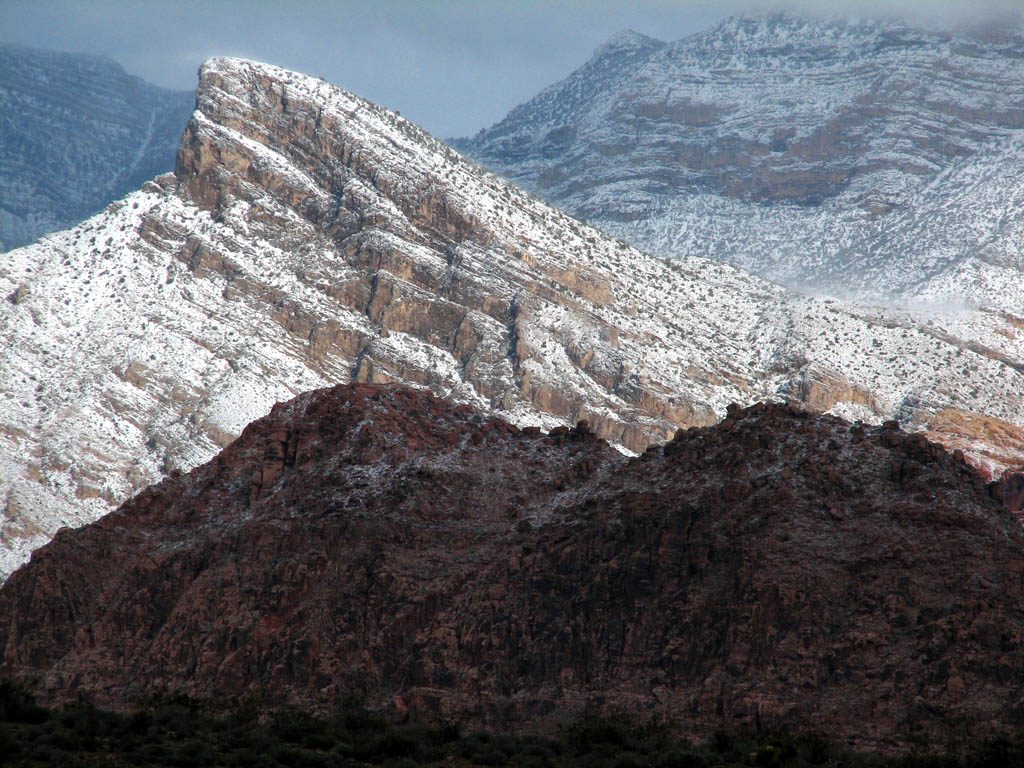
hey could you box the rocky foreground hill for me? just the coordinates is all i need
[1,383,1022,750]
[2,57,1023,581]
[0,43,193,252]
[455,12,1024,306]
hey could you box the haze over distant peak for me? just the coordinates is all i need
[0,43,193,252]
[456,10,1024,306]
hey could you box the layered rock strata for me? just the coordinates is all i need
[2,57,1023,581]
[455,13,1024,305]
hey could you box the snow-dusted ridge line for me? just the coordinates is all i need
[2,54,1024,582]
[457,11,1024,310]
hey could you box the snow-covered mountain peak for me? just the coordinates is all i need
[458,11,1024,300]
[591,29,665,58]
[669,12,959,70]
[3,55,1024,585]
[196,56,427,144]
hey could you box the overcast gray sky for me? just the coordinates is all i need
[1,1,1020,138]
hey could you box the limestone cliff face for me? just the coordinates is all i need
[170,58,735,450]
[1,384,1022,750]
[2,57,1023,581]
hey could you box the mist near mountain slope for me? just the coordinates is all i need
[0,43,193,252]
[454,12,1024,310]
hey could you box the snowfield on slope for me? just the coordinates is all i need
[2,56,1023,581]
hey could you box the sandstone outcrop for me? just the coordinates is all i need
[999,470,1024,522]
[2,384,1022,751]
[3,57,1023,582]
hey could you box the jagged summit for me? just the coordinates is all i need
[2,55,1023,582]
[193,56,454,165]
[591,29,665,56]
[710,10,911,39]
[1,383,1022,748]
[684,10,1024,67]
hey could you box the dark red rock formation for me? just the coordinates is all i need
[1,384,1023,751]
[998,468,1024,523]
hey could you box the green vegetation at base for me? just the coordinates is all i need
[1,680,1022,768]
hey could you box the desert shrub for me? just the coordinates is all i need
[124,707,152,736]
[654,747,710,768]
[149,702,203,737]
[268,741,316,766]
[0,729,22,761]
[967,733,1024,768]
[57,701,121,749]
[474,745,513,766]
[25,741,72,765]
[229,694,262,726]
[166,737,218,767]
[40,720,87,752]
[0,680,48,725]
[565,716,639,753]
[457,730,495,759]
[610,749,648,768]
[432,720,463,743]
[517,739,559,767]
[750,738,797,768]
[3,679,1024,768]
[223,749,280,768]
[367,728,426,761]
[270,708,331,747]
[790,731,839,765]
[707,727,739,760]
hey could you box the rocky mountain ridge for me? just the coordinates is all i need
[1,383,1022,750]
[0,43,193,252]
[2,57,1023,581]
[454,12,1024,304]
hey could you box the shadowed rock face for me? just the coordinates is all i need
[3,56,1024,585]
[2,383,1022,750]
[1000,469,1024,520]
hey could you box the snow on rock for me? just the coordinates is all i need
[0,43,193,252]
[456,12,1024,305]
[2,55,1024,581]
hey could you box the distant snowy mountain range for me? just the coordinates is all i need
[0,43,193,251]
[454,12,1024,309]
[2,53,1023,581]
